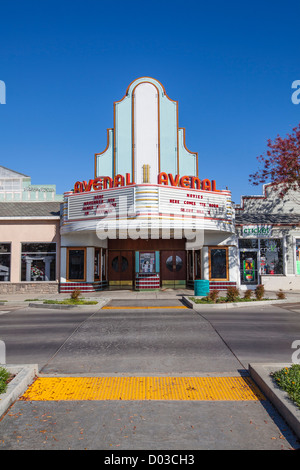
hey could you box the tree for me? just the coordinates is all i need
[249,123,300,196]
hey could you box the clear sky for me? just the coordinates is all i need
[0,0,300,204]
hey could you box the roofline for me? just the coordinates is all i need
[0,165,29,177]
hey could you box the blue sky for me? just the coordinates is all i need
[0,0,300,203]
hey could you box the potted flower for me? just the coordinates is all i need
[31,266,44,281]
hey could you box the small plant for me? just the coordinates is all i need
[271,365,300,409]
[0,367,10,394]
[226,286,240,302]
[243,289,252,300]
[70,289,81,301]
[276,289,286,299]
[207,290,219,303]
[255,284,265,300]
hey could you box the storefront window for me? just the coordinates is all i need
[102,249,107,280]
[0,243,11,282]
[239,238,283,280]
[67,248,85,281]
[259,239,283,275]
[209,248,228,280]
[194,250,201,279]
[239,239,259,249]
[21,243,56,281]
[296,240,300,275]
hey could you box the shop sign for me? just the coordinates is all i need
[73,173,221,193]
[242,225,272,237]
[24,186,55,192]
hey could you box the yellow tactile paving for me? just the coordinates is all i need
[20,376,265,401]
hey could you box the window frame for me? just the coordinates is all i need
[21,242,57,282]
[208,246,229,281]
[0,243,11,282]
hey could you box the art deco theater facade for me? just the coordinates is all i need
[60,77,236,293]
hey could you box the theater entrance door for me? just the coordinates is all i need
[161,251,186,288]
[108,250,134,289]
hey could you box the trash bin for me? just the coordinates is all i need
[194,279,209,296]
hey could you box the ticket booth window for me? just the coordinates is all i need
[139,252,155,273]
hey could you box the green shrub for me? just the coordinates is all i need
[255,284,265,300]
[243,289,252,300]
[207,290,219,303]
[271,365,300,409]
[70,289,81,300]
[0,367,10,394]
[226,286,240,302]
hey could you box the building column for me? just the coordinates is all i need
[44,256,53,281]
[60,247,67,282]
[86,247,94,283]
[25,258,32,281]
[202,247,209,280]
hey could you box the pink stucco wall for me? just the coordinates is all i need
[1,220,60,282]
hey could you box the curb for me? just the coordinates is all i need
[249,363,300,439]
[183,296,289,310]
[28,298,111,309]
[0,364,38,418]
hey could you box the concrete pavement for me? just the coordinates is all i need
[0,288,300,450]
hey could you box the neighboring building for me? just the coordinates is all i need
[0,166,62,202]
[0,167,63,294]
[235,183,300,291]
[60,77,237,292]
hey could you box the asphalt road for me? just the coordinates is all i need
[0,300,300,451]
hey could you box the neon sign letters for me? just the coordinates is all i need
[74,173,220,193]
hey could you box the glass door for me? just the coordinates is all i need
[240,250,258,285]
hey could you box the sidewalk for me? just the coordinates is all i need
[1,288,300,304]
[1,287,300,449]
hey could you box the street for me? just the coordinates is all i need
[0,299,300,450]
